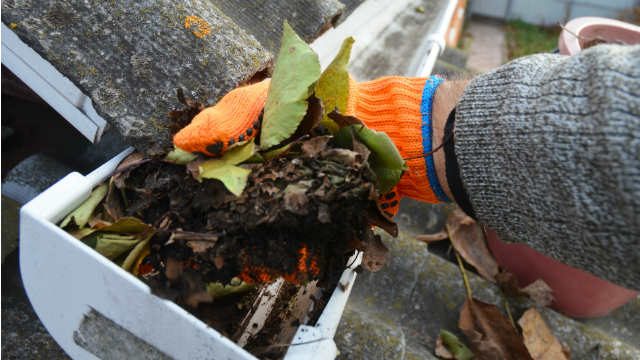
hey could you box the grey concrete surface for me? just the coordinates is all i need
[335,200,640,359]
[465,17,507,73]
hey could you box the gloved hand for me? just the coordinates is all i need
[174,75,451,216]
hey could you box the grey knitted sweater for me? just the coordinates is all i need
[454,44,640,290]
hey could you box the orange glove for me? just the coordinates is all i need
[174,76,451,216]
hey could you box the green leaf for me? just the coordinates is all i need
[199,141,256,196]
[100,217,150,234]
[121,236,152,272]
[165,146,198,164]
[440,330,474,360]
[316,37,354,134]
[335,125,407,194]
[94,233,140,260]
[60,184,108,228]
[206,278,254,298]
[260,21,321,149]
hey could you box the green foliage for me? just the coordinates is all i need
[207,278,254,298]
[440,330,474,360]
[505,20,559,60]
[335,125,407,194]
[199,141,256,196]
[260,21,321,149]
[316,37,354,134]
[60,184,108,228]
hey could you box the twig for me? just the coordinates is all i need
[111,158,153,176]
[500,290,517,330]
[403,130,453,161]
[449,227,472,299]
[269,134,310,161]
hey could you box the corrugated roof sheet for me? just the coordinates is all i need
[2,0,362,154]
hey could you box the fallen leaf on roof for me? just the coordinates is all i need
[446,209,499,282]
[521,279,554,307]
[417,230,449,244]
[459,297,533,360]
[198,141,256,196]
[518,308,569,360]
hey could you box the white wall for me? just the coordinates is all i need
[470,0,639,25]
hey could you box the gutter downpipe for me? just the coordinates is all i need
[415,0,459,77]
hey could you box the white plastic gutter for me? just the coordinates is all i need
[415,0,460,77]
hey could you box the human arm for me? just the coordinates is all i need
[448,44,640,289]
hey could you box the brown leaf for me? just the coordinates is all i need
[320,148,362,167]
[518,308,569,360]
[459,297,533,360]
[186,158,205,180]
[185,291,214,308]
[361,233,389,272]
[283,182,312,215]
[364,185,398,237]
[521,280,554,307]
[186,240,216,254]
[104,179,124,221]
[328,108,364,128]
[165,258,183,280]
[417,230,449,244]
[113,152,146,189]
[496,271,522,297]
[446,209,498,282]
[301,135,332,158]
[496,272,555,307]
[352,138,371,162]
[435,334,455,359]
[296,95,324,138]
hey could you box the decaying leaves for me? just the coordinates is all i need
[518,308,569,360]
[361,232,389,272]
[459,297,533,360]
[446,209,499,282]
[521,280,554,308]
[496,272,554,307]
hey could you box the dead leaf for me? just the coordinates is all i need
[496,272,554,307]
[518,308,569,360]
[364,185,398,237]
[165,258,183,280]
[186,240,216,253]
[496,271,522,297]
[185,290,214,308]
[521,280,554,307]
[361,233,389,272]
[417,230,449,244]
[104,179,124,221]
[113,152,146,189]
[328,108,364,128]
[301,135,332,158]
[446,209,498,282]
[283,182,312,215]
[320,148,362,167]
[459,297,533,360]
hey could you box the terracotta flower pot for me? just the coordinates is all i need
[559,16,640,55]
[486,228,638,318]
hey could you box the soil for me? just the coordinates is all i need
[104,133,394,357]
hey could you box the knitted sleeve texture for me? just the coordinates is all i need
[454,44,640,289]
